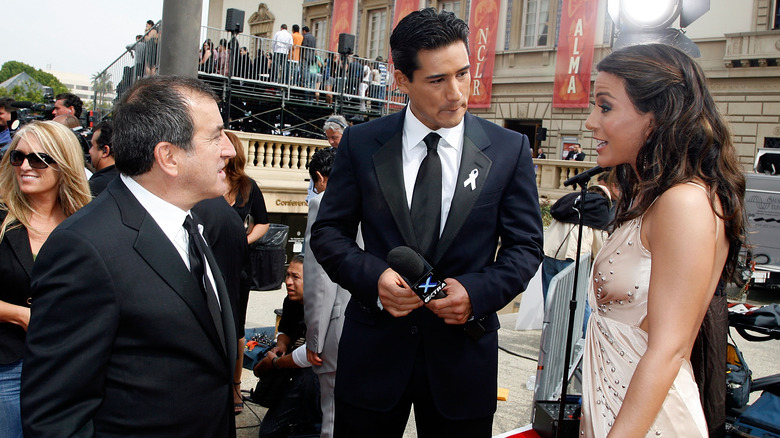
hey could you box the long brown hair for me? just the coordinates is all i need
[224,131,253,207]
[596,44,745,283]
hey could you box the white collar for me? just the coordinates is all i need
[403,106,464,152]
[120,174,191,240]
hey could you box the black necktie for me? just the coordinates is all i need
[183,215,226,351]
[410,132,442,260]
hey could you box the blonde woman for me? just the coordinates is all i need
[0,121,91,437]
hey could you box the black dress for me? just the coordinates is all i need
[231,179,270,231]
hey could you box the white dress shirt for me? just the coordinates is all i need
[402,106,464,236]
[120,175,221,307]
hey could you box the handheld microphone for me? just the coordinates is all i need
[563,165,605,187]
[387,246,447,303]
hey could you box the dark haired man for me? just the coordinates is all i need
[22,76,238,437]
[52,92,83,119]
[271,24,293,83]
[311,8,543,437]
[88,120,118,196]
[0,97,13,153]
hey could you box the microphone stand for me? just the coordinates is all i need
[555,177,589,438]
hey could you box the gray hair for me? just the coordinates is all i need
[323,115,348,134]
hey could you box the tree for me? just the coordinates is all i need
[0,61,68,99]
[91,70,114,111]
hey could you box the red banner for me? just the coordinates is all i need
[553,0,598,108]
[329,0,355,53]
[467,0,500,108]
[392,0,419,28]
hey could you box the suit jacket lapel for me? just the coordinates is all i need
[7,226,34,278]
[372,111,417,249]
[108,179,228,358]
[434,114,492,264]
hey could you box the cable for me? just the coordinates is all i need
[498,344,538,362]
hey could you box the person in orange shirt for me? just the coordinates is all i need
[290,25,304,85]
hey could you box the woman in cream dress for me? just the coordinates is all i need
[580,44,746,437]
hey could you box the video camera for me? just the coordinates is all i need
[9,87,56,131]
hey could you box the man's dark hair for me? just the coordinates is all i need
[94,121,113,155]
[112,75,219,176]
[302,26,310,33]
[292,24,300,33]
[147,19,155,27]
[389,8,469,81]
[281,24,287,30]
[0,97,13,112]
[55,93,83,118]
[290,254,304,265]
[308,147,336,184]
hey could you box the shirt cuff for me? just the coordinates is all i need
[292,344,312,368]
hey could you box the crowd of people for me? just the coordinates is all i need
[0,7,749,438]
[197,24,391,109]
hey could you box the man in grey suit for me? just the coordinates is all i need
[303,146,360,437]
[21,76,239,437]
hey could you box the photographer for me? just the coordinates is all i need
[52,93,83,119]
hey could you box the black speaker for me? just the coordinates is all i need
[225,8,245,33]
[537,126,548,141]
[338,33,355,55]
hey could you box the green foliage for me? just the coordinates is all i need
[540,198,552,229]
[0,61,69,99]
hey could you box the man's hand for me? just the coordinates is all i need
[306,348,323,367]
[253,350,279,377]
[425,278,473,324]
[378,268,423,317]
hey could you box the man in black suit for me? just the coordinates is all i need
[21,76,239,437]
[310,9,543,437]
[88,120,119,196]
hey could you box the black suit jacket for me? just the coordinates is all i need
[0,211,33,363]
[310,110,543,419]
[193,196,250,338]
[21,178,237,437]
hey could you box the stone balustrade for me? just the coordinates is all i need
[229,130,597,214]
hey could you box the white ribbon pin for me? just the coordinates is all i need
[464,169,479,191]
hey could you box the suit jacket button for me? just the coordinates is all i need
[410,325,418,335]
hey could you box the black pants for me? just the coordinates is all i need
[333,343,493,438]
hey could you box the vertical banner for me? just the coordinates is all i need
[392,0,420,28]
[468,0,500,109]
[329,0,356,52]
[553,0,598,108]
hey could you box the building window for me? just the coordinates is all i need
[366,9,387,60]
[774,0,780,29]
[312,19,327,50]
[439,0,461,18]
[521,0,550,47]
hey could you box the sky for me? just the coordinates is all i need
[3,1,209,78]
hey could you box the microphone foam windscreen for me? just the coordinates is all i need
[387,246,426,279]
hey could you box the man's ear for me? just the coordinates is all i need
[101,145,111,158]
[154,142,179,177]
[394,69,410,94]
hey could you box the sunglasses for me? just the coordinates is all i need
[9,150,57,169]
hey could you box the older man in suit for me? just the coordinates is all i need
[310,8,543,438]
[21,76,238,437]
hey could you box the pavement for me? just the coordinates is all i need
[234,285,779,437]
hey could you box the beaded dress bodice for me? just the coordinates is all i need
[580,215,708,438]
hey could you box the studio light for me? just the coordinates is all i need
[608,0,710,57]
